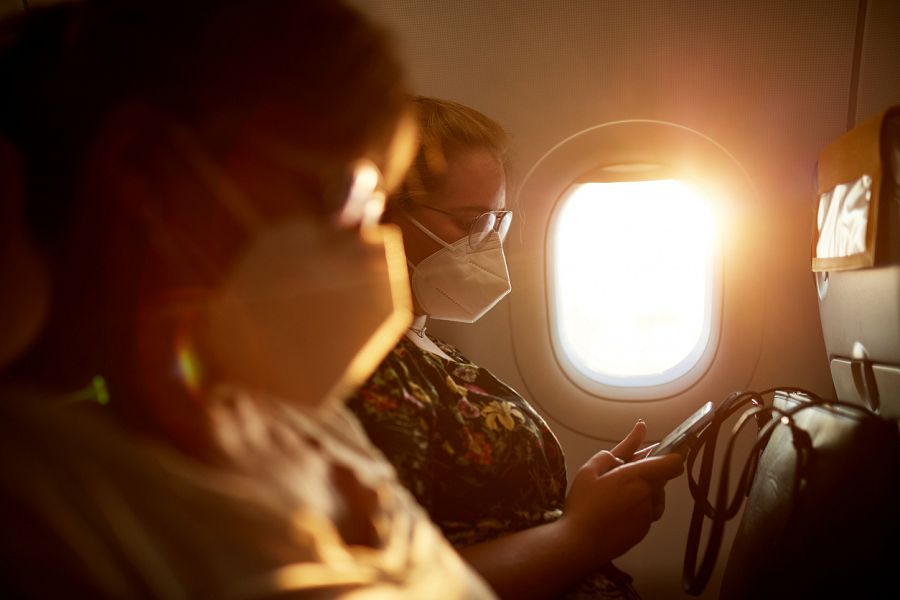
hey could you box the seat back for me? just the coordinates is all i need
[719,391,900,599]
[719,107,900,599]
[814,105,900,418]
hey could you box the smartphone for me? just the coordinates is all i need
[647,401,715,458]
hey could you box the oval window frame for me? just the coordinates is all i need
[507,120,763,439]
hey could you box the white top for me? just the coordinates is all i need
[0,390,495,599]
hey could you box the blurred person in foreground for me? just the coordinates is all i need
[0,1,494,597]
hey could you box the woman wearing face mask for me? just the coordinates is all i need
[347,97,684,600]
[0,4,494,597]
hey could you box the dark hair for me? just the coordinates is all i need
[0,0,408,240]
[388,96,508,212]
[0,0,410,432]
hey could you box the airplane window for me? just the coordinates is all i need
[550,178,718,388]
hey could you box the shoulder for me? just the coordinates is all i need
[427,334,472,365]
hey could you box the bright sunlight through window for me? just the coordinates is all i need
[551,179,717,387]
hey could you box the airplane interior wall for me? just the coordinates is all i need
[352,1,900,598]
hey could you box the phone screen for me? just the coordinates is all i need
[647,401,714,458]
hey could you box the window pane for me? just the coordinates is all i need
[551,179,716,386]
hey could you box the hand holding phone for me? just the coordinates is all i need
[647,401,714,458]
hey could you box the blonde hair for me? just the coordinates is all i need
[389,96,508,211]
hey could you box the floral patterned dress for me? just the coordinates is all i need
[347,333,641,600]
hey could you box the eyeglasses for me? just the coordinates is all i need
[409,203,512,249]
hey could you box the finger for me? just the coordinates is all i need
[611,420,647,461]
[622,453,684,482]
[583,449,626,476]
[651,487,666,521]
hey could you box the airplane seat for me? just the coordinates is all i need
[717,105,900,600]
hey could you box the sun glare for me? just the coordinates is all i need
[552,179,716,386]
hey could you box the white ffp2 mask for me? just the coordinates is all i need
[406,216,511,323]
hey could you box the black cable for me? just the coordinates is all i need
[682,390,765,594]
[680,387,878,595]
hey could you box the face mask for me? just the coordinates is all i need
[203,223,411,407]
[406,215,511,323]
[169,127,412,408]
